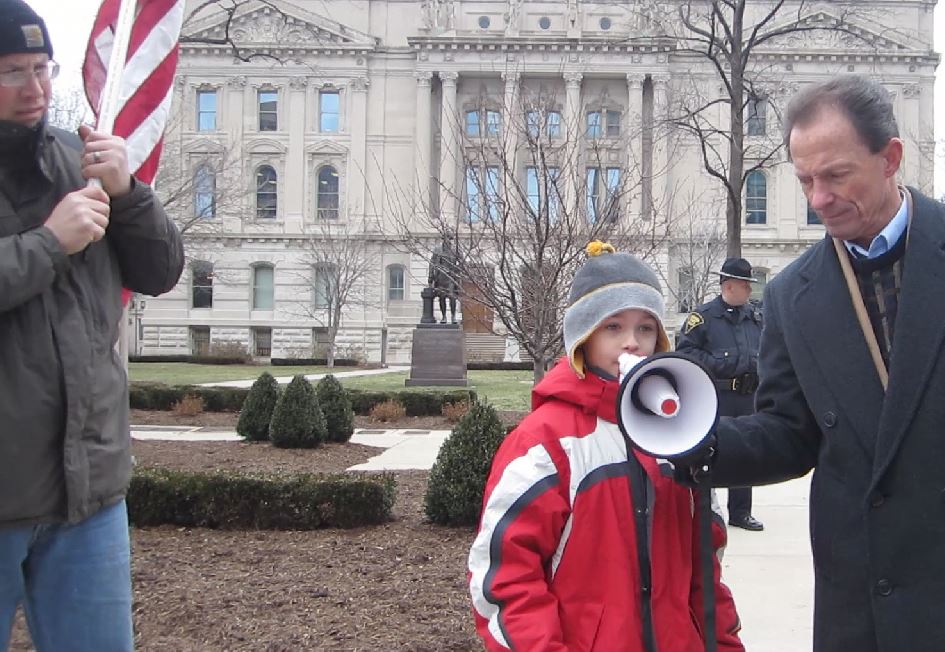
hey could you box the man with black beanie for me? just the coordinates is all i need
[0,2,183,650]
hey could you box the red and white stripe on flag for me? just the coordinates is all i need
[82,0,185,185]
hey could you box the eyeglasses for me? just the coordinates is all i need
[0,61,59,88]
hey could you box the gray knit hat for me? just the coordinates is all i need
[564,241,669,377]
[0,0,53,59]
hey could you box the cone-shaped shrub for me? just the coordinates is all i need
[424,401,505,526]
[316,375,355,443]
[269,375,327,449]
[236,373,280,441]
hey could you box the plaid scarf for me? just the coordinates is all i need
[849,232,907,365]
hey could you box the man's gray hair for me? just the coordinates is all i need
[782,75,899,158]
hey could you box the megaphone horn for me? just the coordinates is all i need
[616,352,719,459]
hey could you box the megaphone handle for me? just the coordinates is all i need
[698,483,718,652]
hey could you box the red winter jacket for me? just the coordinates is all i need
[468,358,744,652]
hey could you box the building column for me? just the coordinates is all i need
[414,71,434,218]
[285,77,308,231]
[501,71,520,212]
[651,74,670,223]
[626,73,645,220]
[348,77,370,225]
[563,72,583,218]
[438,71,460,223]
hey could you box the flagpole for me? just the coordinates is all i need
[91,0,137,370]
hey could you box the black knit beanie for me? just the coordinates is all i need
[0,0,53,59]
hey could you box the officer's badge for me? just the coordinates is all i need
[683,312,704,335]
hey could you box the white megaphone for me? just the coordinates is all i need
[616,352,719,459]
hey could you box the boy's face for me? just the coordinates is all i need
[583,309,660,378]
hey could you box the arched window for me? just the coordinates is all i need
[745,171,767,225]
[317,166,339,220]
[387,264,405,301]
[194,165,215,218]
[255,165,277,219]
[191,261,213,308]
[313,263,338,310]
[252,264,274,310]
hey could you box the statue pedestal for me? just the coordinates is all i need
[405,323,468,387]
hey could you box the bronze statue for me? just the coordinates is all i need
[428,238,460,324]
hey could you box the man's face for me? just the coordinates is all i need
[790,107,903,248]
[721,278,752,306]
[0,53,52,127]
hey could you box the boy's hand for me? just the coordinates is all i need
[79,125,133,198]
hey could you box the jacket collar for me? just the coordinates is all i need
[532,357,619,424]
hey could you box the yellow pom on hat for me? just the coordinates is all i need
[586,241,615,257]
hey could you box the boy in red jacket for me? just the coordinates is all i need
[468,242,744,652]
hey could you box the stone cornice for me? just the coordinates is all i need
[408,35,674,56]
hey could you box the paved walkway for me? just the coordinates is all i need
[129,424,815,650]
[196,364,410,388]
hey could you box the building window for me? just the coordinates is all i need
[586,110,620,138]
[586,167,621,222]
[313,264,337,309]
[745,170,767,225]
[806,202,821,225]
[465,167,481,222]
[191,261,213,309]
[466,109,501,137]
[526,110,561,138]
[526,166,560,222]
[465,165,500,222]
[194,165,215,218]
[478,15,490,29]
[252,327,272,357]
[190,326,210,356]
[746,95,767,137]
[319,90,340,133]
[258,90,278,131]
[317,166,340,219]
[677,266,696,313]
[750,269,768,302]
[196,90,216,131]
[255,165,277,219]
[252,265,274,310]
[387,264,405,301]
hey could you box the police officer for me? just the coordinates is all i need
[677,257,764,531]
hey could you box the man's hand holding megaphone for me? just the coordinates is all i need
[616,352,721,486]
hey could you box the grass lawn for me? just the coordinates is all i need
[128,363,335,385]
[339,370,534,412]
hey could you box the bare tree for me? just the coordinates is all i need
[48,85,92,132]
[393,81,675,382]
[286,219,377,367]
[653,0,871,256]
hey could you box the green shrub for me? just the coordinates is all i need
[128,467,396,529]
[237,373,280,441]
[129,382,248,411]
[316,375,355,443]
[346,389,476,416]
[269,375,327,449]
[424,401,506,527]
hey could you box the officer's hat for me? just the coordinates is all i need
[719,257,756,283]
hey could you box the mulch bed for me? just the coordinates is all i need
[10,412,489,651]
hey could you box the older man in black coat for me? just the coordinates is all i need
[701,75,945,651]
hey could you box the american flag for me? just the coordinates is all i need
[82,0,185,185]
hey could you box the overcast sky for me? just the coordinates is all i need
[24,0,945,195]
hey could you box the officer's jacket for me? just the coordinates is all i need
[676,296,762,380]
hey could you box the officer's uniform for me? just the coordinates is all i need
[677,294,763,528]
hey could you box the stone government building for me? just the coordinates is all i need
[133,0,938,363]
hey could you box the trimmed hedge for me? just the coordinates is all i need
[237,373,280,441]
[127,467,396,530]
[316,375,355,443]
[130,355,250,365]
[347,389,477,417]
[130,382,476,417]
[270,358,360,367]
[130,382,249,412]
[269,375,326,449]
[466,361,535,371]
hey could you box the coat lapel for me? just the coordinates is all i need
[871,192,945,485]
[792,239,885,456]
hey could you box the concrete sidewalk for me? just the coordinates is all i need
[129,424,815,650]
[196,364,410,389]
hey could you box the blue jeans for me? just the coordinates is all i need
[0,500,133,652]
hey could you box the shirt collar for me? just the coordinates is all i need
[844,192,907,259]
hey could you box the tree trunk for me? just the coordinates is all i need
[533,357,547,384]
[726,8,745,259]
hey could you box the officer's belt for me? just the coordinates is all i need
[713,375,757,394]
